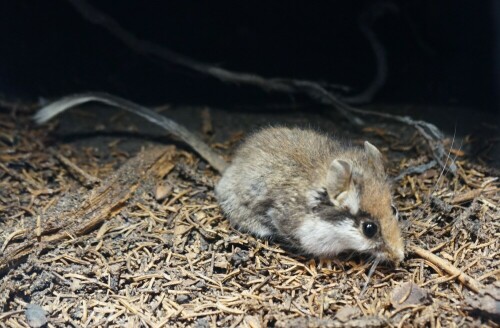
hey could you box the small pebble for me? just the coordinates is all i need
[25,304,48,328]
[195,317,210,328]
[176,294,191,304]
[154,183,172,201]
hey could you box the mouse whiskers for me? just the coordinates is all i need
[360,256,380,297]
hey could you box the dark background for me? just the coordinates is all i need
[0,0,500,111]
[0,0,498,114]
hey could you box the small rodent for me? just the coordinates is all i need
[34,92,404,264]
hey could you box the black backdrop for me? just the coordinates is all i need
[0,0,498,113]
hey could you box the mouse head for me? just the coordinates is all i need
[299,141,404,265]
[326,141,404,264]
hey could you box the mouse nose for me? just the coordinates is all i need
[389,247,405,265]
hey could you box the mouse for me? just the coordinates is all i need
[34,92,404,265]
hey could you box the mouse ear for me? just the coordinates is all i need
[326,159,352,198]
[326,159,359,213]
[364,141,385,173]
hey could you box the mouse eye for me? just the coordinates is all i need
[362,222,378,238]
[391,204,399,220]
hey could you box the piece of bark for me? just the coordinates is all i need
[391,282,430,309]
[0,146,175,272]
[465,285,500,323]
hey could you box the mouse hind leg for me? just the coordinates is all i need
[218,198,276,239]
[216,189,276,239]
[230,214,275,239]
[216,168,277,238]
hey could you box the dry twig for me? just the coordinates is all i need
[52,151,101,187]
[409,245,485,293]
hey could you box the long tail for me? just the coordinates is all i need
[34,92,228,173]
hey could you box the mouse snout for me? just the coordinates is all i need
[384,243,405,265]
[393,249,405,264]
[378,214,405,265]
[377,223,404,265]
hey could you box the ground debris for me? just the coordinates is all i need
[0,145,176,272]
[0,111,498,327]
[274,315,387,328]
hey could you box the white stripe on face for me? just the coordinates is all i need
[296,215,373,257]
